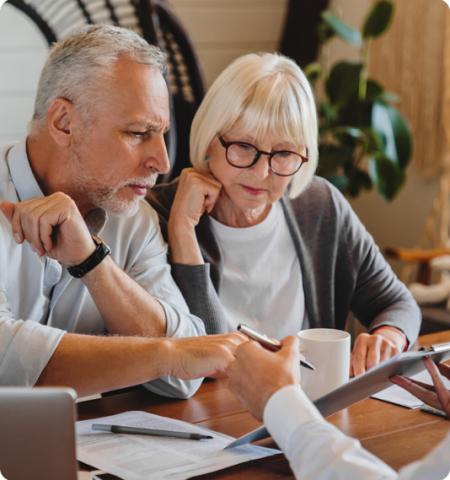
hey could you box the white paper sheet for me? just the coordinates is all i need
[372,369,450,408]
[76,411,280,480]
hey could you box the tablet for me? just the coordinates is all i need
[226,344,450,448]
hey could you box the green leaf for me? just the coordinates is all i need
[318,22,336,44]
[371,102,412,168]
[326,61,362,105]
[368,155,405,200]
[347,168,373,197]
[329,175,351,193]
[365,79,383,101]
[319,102,338,123]
[317,144,353,176]
[363,1,394,39]
[304,62,322,83]
[322,11,362,46]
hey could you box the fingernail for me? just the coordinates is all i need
[13,233,22,243]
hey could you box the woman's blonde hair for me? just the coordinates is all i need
[190,53,318,198]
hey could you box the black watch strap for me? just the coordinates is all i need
[67,235,111,278]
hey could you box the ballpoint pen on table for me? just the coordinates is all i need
[92,424,213,440]
[237,323,316,371]
[419,405,448,418]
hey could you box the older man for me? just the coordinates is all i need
[0,25,243,398]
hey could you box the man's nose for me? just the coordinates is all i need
[144,134,170,174]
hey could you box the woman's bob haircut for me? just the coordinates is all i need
[190,52,318,198]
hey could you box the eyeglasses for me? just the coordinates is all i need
[218,135,308,177]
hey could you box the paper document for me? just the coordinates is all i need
[76,410,280,480]
[372,370,450,408]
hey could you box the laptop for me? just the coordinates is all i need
[0,387,78,480]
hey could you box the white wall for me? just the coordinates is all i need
[0,3,48,144]
[0,0,288,142]
[170,0,288,87]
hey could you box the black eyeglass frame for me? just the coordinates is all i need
[217,136,308,177]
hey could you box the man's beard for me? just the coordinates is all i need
[70,149,157,217]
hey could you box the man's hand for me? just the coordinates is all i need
[351,327,406,377]
[226,336,300,420]
[391,358,450,416]
[0,193,94,266]
[166,333,246,380]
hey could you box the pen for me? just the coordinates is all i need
[419,405,448,419]
[92,423,213,440]
[237,324,316,371]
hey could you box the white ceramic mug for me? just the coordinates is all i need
[297,328,351,401]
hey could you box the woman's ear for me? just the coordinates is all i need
[46,98,74,147]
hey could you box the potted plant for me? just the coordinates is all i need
[306,0,412,200]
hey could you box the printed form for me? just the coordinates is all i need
[76,410,280,480]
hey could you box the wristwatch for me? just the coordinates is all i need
[67,235,111,278]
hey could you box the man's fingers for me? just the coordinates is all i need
[11,207,24,244]
[280,336,299,349]
[366,337,382,370]
[351,336,368,376]
[0,201,15,223]
[16,202,51,255]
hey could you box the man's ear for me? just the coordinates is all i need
[46,98,75,147]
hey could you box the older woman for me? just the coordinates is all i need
[150,53,421,375]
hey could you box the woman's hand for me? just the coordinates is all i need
[391,358,450,416]
[350,327,406,377]
[168,168,222,264]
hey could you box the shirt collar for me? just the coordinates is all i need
[6,139,44,201]
[6,139,108,235]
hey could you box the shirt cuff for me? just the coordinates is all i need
[263,384,323,452]
[371,325,409,351]
[0,320,65,386]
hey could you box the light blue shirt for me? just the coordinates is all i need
[0,141,205,398]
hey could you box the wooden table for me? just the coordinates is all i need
[78,331,450,478]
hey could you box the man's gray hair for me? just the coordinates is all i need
[30,24,166,131]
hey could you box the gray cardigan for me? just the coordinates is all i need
[149,176,421,344]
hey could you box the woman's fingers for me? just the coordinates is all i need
[424,358,450,415]
[437,362,450,380]
[391,375,442,409]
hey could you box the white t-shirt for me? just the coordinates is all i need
[210,202,306,339]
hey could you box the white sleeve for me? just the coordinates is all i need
[0,291,65,386]
[263,385,398,480]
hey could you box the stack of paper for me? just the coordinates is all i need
[76,411,280,480]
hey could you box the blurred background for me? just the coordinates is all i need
[0,0,449,281]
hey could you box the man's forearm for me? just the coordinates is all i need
[36,333,170,397]
[82,256,167,336]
